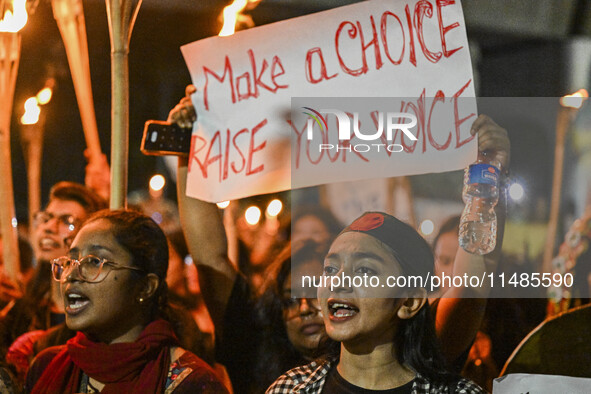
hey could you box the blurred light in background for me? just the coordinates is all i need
[217,200,230,209]
[151,211,163,224]
[21,97,40,125]
[149,174,166,192]
[245,206,261,225]
[0,0,28,32]
[36,87,53,105]
[419,219,434,236]
[509,182,525,202]
[560,89,588,109]
[266,199,283,217]
[21,82,54,125]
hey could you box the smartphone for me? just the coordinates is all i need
[140,120,192,156]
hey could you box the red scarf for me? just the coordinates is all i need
[31,319,179,394]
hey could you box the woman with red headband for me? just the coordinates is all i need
[268,212,485,393]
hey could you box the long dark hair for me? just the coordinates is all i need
[254,240,327,391]
[84,209,169,319]
[82,209,205,356]
[395,302,458,384]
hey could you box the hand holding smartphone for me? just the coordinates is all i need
[140,120,192,157]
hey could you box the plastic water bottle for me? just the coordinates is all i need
[459,155,501,255]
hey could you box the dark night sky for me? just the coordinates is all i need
[11,1,224,222]
[10,0,348,223]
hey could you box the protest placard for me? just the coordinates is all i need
[493,374,591,394]
[181,0,476,202]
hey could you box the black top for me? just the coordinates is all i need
[216,275,259,393]
[323,367,414,394]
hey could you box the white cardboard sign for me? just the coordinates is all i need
[181,0,476,202]
[493,374,591,394]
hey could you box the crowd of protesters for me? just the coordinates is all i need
[0,87,586,393]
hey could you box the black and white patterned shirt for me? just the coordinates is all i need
[266,358,486,394]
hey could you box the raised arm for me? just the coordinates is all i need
[84,150,111,201]
[435,114,510,363]
[169,86,238,333]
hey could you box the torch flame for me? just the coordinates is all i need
[560,89,589,109]
[219,0,248,37]
[21,83,54,125]
[36,87,53,105]
[21,97,40,125]
[0,0,28,33]
[218,0,260,37]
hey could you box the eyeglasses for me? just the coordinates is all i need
[281,296,320,311]
[51,255,145,283]
[34,211,81,233]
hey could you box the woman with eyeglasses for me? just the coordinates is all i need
[24,209,227,393]
[253,240,327,391]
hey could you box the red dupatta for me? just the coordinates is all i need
[31,319,179,394]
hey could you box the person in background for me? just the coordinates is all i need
[253,240,327,391]
[0,182,107,384]
[165,229,216,365]
[25,209,227,393]
[0,182,107,358]
[291,206,343,246]
[432,215,461,289]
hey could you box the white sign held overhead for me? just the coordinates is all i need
[181,0,476,202]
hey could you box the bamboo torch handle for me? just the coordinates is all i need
[0,32,22,284]
[20,122,44,237]
[52,0,102,163]
[106,0,126,209]
[105,0,142,209]
[542,107,572,274]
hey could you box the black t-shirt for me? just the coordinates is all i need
[216,274,259,393]
[322,367,414,394]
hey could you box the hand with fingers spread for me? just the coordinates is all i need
[470,114,510,171]
[167,85,197,129]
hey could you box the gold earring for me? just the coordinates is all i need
[138,297,144,303]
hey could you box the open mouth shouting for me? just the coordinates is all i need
[328,299,359,321]
[65,289,91,315]
[39,237,61,251]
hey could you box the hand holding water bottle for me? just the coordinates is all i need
[459,115,510,255]
[471,115,510,170]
